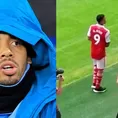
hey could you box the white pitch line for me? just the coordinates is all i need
[56,38,81,52]
[57,24,116,52]
[63,61,118,87]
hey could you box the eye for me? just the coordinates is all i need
[11,40,22,46]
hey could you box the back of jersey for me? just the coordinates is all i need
[88,24,108,60]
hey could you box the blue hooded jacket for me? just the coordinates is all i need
[0,0,56,118]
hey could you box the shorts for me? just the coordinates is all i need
[92,57,105,69]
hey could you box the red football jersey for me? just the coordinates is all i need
[87,24,110,60]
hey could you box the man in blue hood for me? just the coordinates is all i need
[0,0,56,118]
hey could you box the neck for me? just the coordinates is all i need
[0,65,35,113]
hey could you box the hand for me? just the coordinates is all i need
[56,88,62,95]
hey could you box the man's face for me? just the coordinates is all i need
[0,33,31,85]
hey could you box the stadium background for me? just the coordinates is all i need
[57,0,118,118]
[29,0,56,46]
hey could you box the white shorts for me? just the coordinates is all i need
[92,57,105,69]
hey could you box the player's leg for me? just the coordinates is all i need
[91,59,97,89]
[95,69,104,89]
[116,113,118,118]
[56,106,61,118]
[93,58,106,93]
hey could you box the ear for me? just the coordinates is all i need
[27,57,32,64]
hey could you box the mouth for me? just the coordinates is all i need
[3,65,13,70]
[0,62,17,76]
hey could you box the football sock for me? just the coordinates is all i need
[96,69,103,89]
[92,65,97,86]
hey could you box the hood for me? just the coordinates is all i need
[0,0,56,117]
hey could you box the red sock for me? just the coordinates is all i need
[92,65,97,85]
[96,69,103,89]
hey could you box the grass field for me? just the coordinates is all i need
[57,0,118,118]
[57,64,118,118]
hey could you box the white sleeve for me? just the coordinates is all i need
[87,26,91,37]
[105,30,110,43]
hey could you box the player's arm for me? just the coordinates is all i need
[58,75,64,88]
[87,26,91,41]
[105,30,110,47]
[116,75,118,84]
[57,75,64,95]
[88,36,91,41]
[105,42,110,47]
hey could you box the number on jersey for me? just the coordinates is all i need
[94,34,100,45]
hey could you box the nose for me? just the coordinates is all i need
[0,48,13,58]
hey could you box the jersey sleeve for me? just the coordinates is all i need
[105,30,110,43]
[87,26,91,37]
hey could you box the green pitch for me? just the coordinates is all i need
[57,64,118,118]
[57,0,118,117]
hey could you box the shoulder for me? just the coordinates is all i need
[88,24,96,32]
[103,26,110,33]
[89,24,96,28]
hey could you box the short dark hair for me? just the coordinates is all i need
[96,14,105,23]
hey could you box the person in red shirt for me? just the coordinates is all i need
[87,14,110,93]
